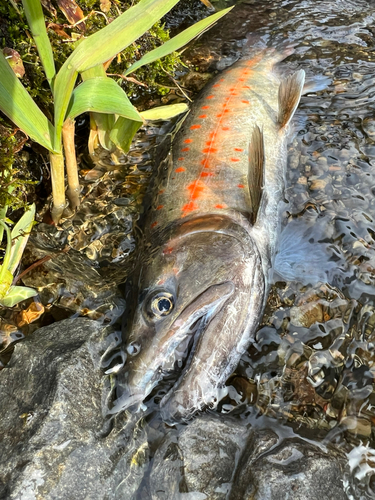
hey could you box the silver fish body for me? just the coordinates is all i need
[113,48,305,422]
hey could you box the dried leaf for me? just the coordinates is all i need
[3,48,25,78]
[41,0,57,17]
[17,301,44,327]
[56,0,86,30]
[100,0,111,13]
[47,22,72,39]
[199,0,214,9]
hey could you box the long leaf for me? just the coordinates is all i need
[109,117,142,153]
[140,103,189,121]
[22,0,56,89]
[92,112,116,150]
[0,286,38,307]
[66,77,143,122]
[81,65,115,149]
[8,204,35,275]
[124,7,233,76]
[0,52,55,151]
[53,0,181,148]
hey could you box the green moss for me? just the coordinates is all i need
[0,119,34,213]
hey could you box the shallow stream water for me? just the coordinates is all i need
[4,0,375,497]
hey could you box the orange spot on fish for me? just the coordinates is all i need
[234,148,243,152]
[200,172,214,177]
[187,180,205,200]
[239,78,245,82]
[201,105,210,110]
[220,78,224,82]
[182,201,199,214]
[202,147,217,153]
[181,147,190,152]
[215,204,226,209]
[231,158,240,162]
[178,157,184,161]
[184,139,193,143]
[190,125,201,130]
[156,205,163,210]
[213,84,220,87]
[242,100,250,104]
[206,140,213,146]
[164,246,174,255]
[199,114,207,119]
[238,184,245,188]
[158,189,165,194]
[209,132,215,137]
[229,88,235,91]
[175,167,185,173]
[224,109,230,113]
[243,85,251,89]
[151,222,158,228]
[216,113,223,118]
[206,95,214,99]
[222,126,230,131]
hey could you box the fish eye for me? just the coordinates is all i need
[127,342,141,356]
[148,292,174,319]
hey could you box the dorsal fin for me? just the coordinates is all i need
[248,125,265,224]
[278,69,305,129]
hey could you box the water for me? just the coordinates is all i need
[3,0,375,496]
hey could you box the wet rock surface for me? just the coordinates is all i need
[0,318,125,500]
[0,320,350,500]
[230,427,347,500]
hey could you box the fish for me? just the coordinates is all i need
[112,47,305,422]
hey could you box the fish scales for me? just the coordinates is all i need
[114,48,305,422]
[148,54,282,230]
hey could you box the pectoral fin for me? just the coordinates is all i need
[248,125,265,225]
[278,69,305,129]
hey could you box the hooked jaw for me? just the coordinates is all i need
[109,281,236,416]
[160,250,265,423]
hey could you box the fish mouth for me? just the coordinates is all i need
[109,281,235,415]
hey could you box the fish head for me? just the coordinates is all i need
[112,214,265,419]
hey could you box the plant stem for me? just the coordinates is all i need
[49,151,66,224]
[62,118,80,210]
[0,168,15,242]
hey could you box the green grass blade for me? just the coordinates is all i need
[66,77,143,122]
[70,0,182,72]
[22,0,56,89]
[109,117,142,153]
[140,103,189,120]
[8,203,35,275]
[0,52,55,151]
[124,7,233,76]
[54,0,181,147]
